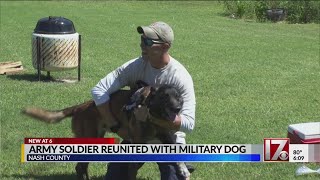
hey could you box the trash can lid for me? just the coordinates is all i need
[34,16,76,34]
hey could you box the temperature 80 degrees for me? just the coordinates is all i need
[293,150,302,155]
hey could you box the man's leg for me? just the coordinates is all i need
[177,143,195,174]
[157,163,186,180]
[104,140,129,180]
[104,140,144,180]
[185,164,195,173]
[104,162,130,180]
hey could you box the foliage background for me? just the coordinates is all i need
[222,1,320,23]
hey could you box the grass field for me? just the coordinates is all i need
[1,1,319,180]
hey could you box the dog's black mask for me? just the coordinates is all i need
[148,85,183,121]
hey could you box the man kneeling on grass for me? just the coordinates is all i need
[92,21,196,180]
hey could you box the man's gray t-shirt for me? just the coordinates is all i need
[91,56,196,144]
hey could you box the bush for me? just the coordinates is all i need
[285,1,320,23]
[223,1,255,19]
[222,1,320,24]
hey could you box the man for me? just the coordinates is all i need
[91,21,196,180]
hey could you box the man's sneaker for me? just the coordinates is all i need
[186,164,195,173]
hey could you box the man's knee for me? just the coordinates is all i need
[104,140,133,180]
[158,163,186,180]
[104,163,130,180]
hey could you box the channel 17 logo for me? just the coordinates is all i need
[264,138,290,162]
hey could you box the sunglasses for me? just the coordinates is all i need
[141,36,165,46]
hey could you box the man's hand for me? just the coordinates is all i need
[117,127,130,140]
[150,114,181,131]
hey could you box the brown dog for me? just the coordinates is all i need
[22,84,190,180]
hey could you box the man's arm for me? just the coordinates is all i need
[92,73,123,130]
[91,59,141,131]
[176,74,196,133]
[96,102,118,130]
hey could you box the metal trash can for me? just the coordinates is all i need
[266,9,286,22]
[32,16,81,81]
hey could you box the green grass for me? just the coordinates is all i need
[1,1,319,180]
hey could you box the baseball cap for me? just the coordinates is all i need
[137,21,174,44]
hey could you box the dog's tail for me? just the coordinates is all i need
[22,100,95,124]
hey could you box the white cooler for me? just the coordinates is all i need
[287,122,320,144]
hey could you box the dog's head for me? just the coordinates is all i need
[126,84,183,143]
[148,85,183,121]
[125,83,183,122]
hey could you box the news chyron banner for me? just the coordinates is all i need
[21,138,319,163]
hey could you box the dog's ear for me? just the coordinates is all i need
[145,86,156,106]
[138,86,152,105]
